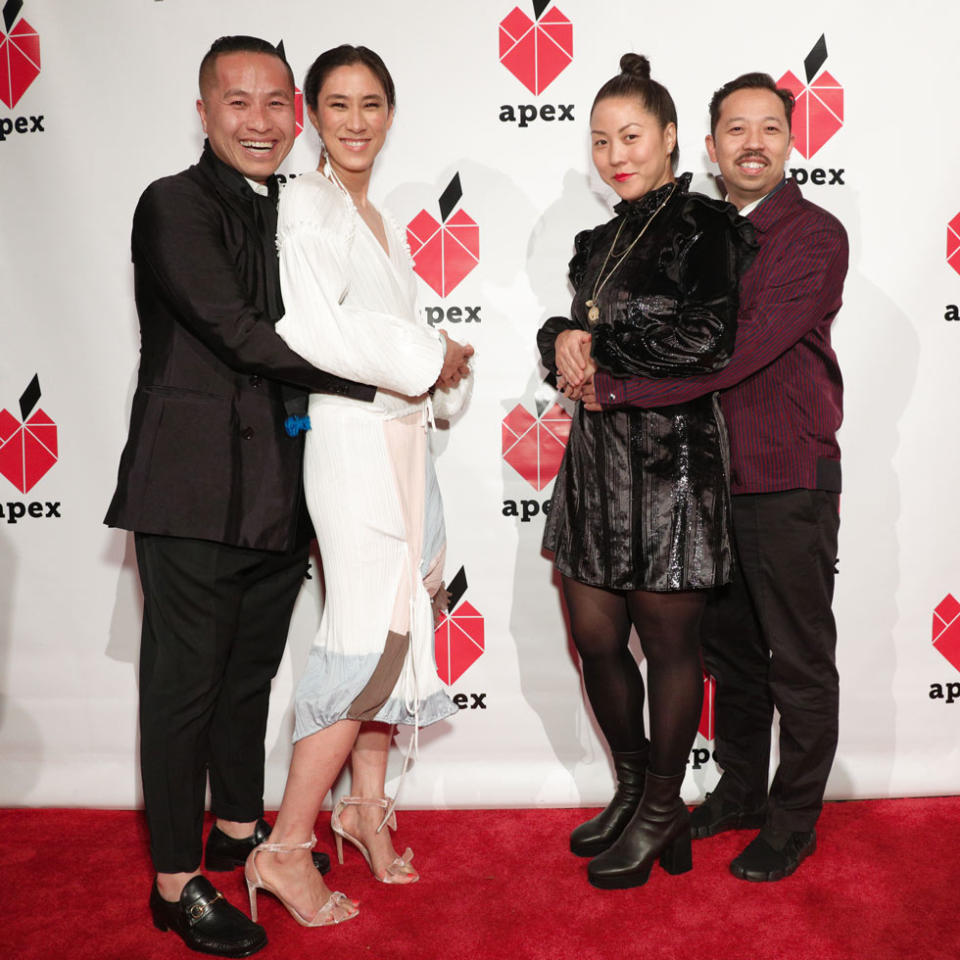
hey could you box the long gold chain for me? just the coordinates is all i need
[585,180,677,325]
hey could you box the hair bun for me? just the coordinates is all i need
[619,53,651,80]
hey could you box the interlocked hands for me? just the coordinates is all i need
[554,329,602,411]
[436,329,474,388]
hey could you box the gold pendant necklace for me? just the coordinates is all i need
[585,181,677,325]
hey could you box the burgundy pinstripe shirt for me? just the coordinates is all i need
[592,179,848,495]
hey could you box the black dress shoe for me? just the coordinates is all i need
[730,827,816,882]
[150,876,267,958]
[205,819,331,874]
[689,789,767,839]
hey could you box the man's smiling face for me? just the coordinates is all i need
[706,87,794,209]
[196,51,295,183]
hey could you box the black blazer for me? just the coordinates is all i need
[104,143,375,551]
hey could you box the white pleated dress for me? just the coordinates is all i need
[275,170,463,741]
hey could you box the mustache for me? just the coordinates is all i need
[735,151,770,165]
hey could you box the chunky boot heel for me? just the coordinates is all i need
[659,831,693,875]
[570,746,649,857]
[588,770,691,890]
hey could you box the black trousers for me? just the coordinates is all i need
[701,490,840,833]
[135,533,309,874]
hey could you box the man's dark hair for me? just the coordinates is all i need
[708,72,794,135]
[303,45,396,113]
[592,54,679,165]
[199,35,295,99]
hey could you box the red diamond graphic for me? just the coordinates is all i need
[0,15,41,109]
[499,5,573,96]
[778,68,843,160]
[933,594,960,674]
[502,401,571,491]
[948,213,960,277]
[407,207,479,298]
[0,405,58,493]
[435,600,485,685]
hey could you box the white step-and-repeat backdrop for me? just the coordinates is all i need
[2,0,959,809]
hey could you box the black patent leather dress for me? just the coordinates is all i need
[537,174,756,591]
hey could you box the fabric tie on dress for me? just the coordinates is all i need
[379,455,435,832]
[423,395,437,432]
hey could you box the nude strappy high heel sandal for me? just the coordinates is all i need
[331,797,419,884]
[245,834,358,926]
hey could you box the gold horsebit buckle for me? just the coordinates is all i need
[188,891,223,923]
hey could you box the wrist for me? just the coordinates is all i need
[592,370,619,408]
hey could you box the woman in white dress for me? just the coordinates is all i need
[244,45,473,927]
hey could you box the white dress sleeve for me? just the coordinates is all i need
[276,177,444,397]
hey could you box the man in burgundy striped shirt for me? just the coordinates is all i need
[582,73,848,881]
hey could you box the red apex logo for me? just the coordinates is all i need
[499,1,573,96]
[933,594,960,673]
[0,0,40,109]
[698,672,716,740]
[777,35,843,159]
[502,382,571,491]
[0,375,57,493]
[947,213,960,277]
[276,41,304,138]
[407,174,479,298]
[435,567,484,685]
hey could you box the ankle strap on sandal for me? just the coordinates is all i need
[337,796,390,808]
[254,833,317,855]
[334,796,397,834]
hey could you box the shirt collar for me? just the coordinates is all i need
[244,177,269,197]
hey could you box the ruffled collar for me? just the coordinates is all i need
[614,171,691,220]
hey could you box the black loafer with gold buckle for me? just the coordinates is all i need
[149,876,267,957]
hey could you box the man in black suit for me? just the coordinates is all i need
[105,35,468,957]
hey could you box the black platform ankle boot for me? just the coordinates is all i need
[587,770,691,889]
[570,746,649,857]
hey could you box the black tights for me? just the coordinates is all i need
[562,576,706,777]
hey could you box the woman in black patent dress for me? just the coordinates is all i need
[537,54,755,889]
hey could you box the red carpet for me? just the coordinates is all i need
[4,799,959,960]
